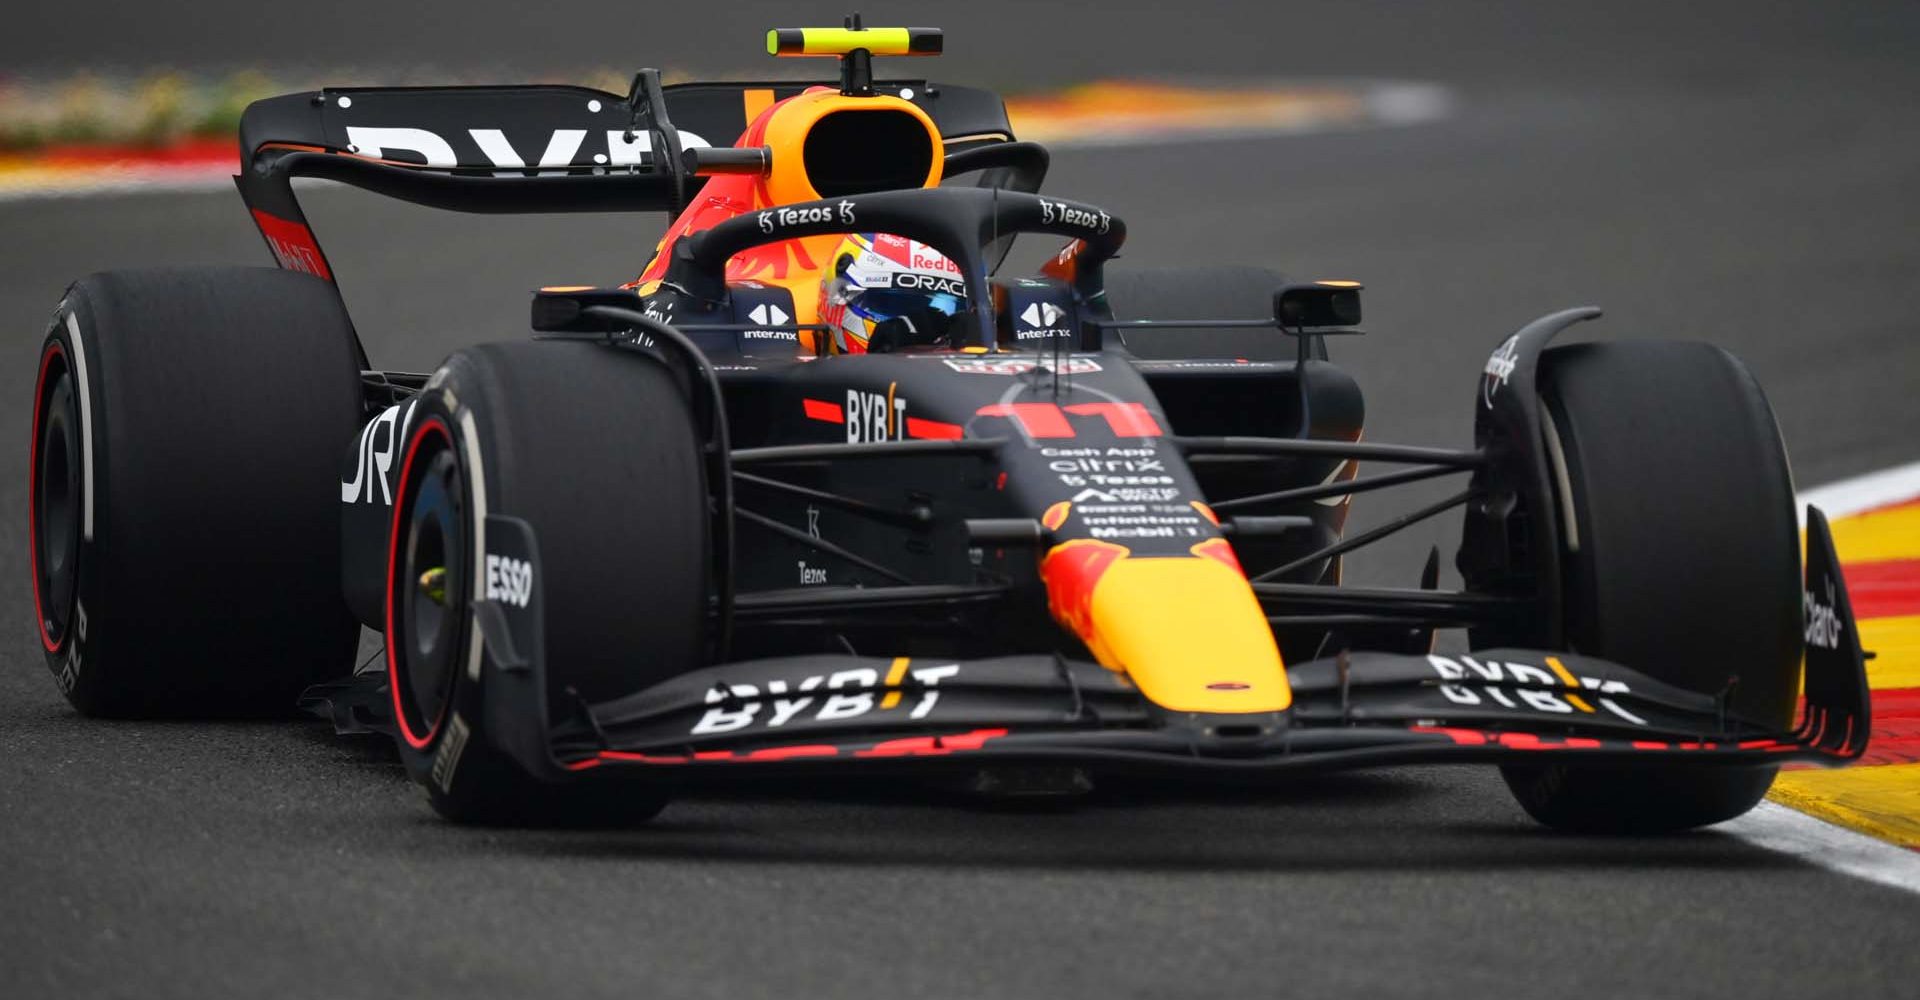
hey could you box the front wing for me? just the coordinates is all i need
[418,508,1870,786]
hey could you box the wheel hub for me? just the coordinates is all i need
[398,446,465,740]
[33,362,81,648]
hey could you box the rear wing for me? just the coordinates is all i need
[234,74,1016,283]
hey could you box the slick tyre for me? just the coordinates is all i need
[387,340,709,826]
[1501,340,1801,833]
[28,268,363,716]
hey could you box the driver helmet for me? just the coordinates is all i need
[819,233,966,354]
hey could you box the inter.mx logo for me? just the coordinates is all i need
[1020,302,1066,330]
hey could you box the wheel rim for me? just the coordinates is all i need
[30,345,81,652]
[389,421,465,748]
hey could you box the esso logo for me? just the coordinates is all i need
[485,554,533,608]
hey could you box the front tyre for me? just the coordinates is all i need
[1501,340,1801,833]
[386,340,710,825]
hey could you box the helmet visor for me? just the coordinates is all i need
[848,288,965,323]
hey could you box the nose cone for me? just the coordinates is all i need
[1040,539,1291,714]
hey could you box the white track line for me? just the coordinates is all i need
[1799,459,1920,522]
[1715,459,1920,892]
[1720,803,1920,894]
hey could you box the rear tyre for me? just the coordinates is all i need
[29,268,363,716]
[388,340,709,826]
[1501,341,1801,833]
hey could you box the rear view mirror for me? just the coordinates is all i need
[1274,281,1363,334]
[531,286,645,333]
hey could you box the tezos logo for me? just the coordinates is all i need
[1482,334,1520,408]
[758,199,857,234]
[486,554,534,608]
[1805,580,1843,650]
[1039,199,1110,235]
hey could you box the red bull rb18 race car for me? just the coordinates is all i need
[26,22,1870,830]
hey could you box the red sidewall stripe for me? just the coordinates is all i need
[388,415,455,752]
[28,339,67,655]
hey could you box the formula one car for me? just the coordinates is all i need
[27,21,1870,832]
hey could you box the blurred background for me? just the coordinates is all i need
[4,3,1919,996]
[6,0,1916,573]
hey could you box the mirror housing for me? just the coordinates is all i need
[531,286,646,333]
[1274,281,1363,334]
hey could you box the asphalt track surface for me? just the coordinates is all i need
[5,2,1920,997]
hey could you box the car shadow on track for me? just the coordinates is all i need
[34,718,1796,878]
[391,771,1806,877]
